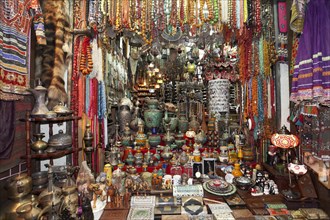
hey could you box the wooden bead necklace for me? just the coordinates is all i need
[80,37,93,75]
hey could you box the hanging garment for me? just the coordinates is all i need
[290,0,330,105]
[0,100,15,159]
[0,0,45,100]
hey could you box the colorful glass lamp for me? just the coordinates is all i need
[271,125,300,199]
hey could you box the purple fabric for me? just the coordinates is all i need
[0,100,15,159]
[290,0,330,105]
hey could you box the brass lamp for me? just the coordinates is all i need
[271,125,300,199]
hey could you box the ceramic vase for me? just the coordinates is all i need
[135,124,147,147]
[118,105,132,133]
[148,133,161,148]
[31,133,48,154]
[125,148,135,166]
[189,115,200,132]
[232,163,243,177]
[121,123,132,147]
[130,106,144,133]
[161,146,173,163]
[175,131,186,149]
[194,128,207,145]
[178,113,189,133]
[162,125,175,146]
[144,98,163,131]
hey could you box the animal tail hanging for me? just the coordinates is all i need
[47,0,72,109]
[40,0,57,88]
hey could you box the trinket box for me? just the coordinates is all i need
[127,207,154,220]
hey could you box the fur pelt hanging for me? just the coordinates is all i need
[40,0,72,110]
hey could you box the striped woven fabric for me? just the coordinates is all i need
[0,0,45,100]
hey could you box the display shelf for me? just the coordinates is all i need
[19,115,81,123]
[21,147,83,160]
[22,111,81,175]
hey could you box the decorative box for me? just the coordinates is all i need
[154,206,181,215]
[181,205,207,216]
[181,196,203,206]
[127,207,154,220]
[173,184,204,198]
[224,193,246,207]
[231,209,254,219]
[208,203,232,214]
[101,209,129,220]
[130,196,156,207]
[156,196,179,207]
[161,214,189,220]
[213,212,235,220]
[190,214,214,220]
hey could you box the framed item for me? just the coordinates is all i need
[193,162,203,178]
[202,158,215,176]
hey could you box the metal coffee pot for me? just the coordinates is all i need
[28,79,49,117]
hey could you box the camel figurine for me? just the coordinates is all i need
[88,183,103,208]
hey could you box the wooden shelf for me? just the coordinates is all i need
[21,147,82,160]
[22,111,81,175]
[20,115,81,123]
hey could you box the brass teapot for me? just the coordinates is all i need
[5,173,32,200]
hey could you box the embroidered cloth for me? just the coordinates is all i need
[0,0,45,100]
[290,0,330,105]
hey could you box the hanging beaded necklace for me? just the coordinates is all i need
[232,0,236,29]
[80,37,93,76]
[129,0,136,30]
[179,0,185,30]
[255,0,261,34]
[169,0,178,31]
[251,77,258,117]
[122,0,130,28]
[211,0,219,25]
[100,0,109,16]
[158,0,165,31]
[228,0,232,28]
[141,0,152,44]
[257,76,264,122]
[115,0,122,30]
[263,39,271,77]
